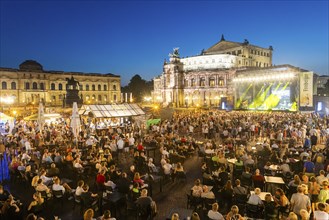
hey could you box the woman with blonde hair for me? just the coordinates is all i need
[171,212,180,220]
[27,192,44,212]
[299,209,310,220]
[83,208,95,220]
[287,212,298,220]
[191,212,201,220]
[226,205,243,220]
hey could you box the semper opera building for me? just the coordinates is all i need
[0,60,121,112]
[153,35,317,111]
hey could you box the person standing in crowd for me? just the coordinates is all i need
[290,186,311,218]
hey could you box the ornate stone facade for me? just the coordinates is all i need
[153,36,273,108]
[0,60,121,108]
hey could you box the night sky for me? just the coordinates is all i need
[0,1,328,85]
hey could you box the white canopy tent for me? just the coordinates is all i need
[79,103,145,118]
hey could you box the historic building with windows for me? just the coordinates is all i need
[153,35,273,108]
[0,60,121,109]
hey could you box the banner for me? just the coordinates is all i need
[300,72,313,107]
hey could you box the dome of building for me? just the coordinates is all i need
[19,60,43,71]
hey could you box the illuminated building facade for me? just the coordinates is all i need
[153,36,273,108]
[0,60,121,110]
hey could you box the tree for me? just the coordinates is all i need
[122,74,153,102]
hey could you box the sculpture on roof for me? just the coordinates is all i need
[169,47,180,58]
[66,76,79,90]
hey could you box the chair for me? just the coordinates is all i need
[52,189,65,208]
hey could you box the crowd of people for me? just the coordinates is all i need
[0,110,328,220]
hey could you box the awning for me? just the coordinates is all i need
[79,104,145,118]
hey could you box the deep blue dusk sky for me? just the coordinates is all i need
[0,1,328,85]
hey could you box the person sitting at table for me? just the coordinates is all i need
[97,209,116,220]
[27,192,44,212]
[127,165,136,181]
[47,163,60,177]
[220,180,233,210]
[0,194,22,220]
[192,179,203,197]
[39,169,53,186]
[252,169,265,190]
[133,172,147,188]
[247,188,263,206]
[214,166,229,188]
[233,179,247,196]
[280,159,292,176]
[173,162,185,180]
[241,167,253,187]
[135,189,156,219]
[225,205,243,220]
[35,179,51,197]
[130,182,140,201]
[234,157,244,177]
[207,202,224,220]
[104,175,116,190]
[116,172,131,195]
[264,193,278,219]
[52,176,73,196]
[273,188,289,217]
[75,180,86,196]
[96,169,106,191]
[162,159,173,177]
[316,170,328,186]
[148,158,158,173]
[80,184,98,210]
[201,185,215,199]
[83,208,95,220]
[303,157,315,177]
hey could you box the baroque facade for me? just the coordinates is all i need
[153,36,273,107]
[0,60,121,108]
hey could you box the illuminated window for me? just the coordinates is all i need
[11,82,16,90]
[219,78,224,86]
[51,83,55,90]
[32,82,37,90]
[209,78,215,87]
[200,78,205,87]
[2,82,7,89]
[191,78,196,87]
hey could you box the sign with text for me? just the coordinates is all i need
[300,72,313,107]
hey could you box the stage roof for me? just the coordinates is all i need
[78,104,145,118]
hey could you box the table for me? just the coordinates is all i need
[166,207,194,220]
[100,191,126,217]
[265,176,285,184]
[250,191,273,201]
[269,165,280,171]
[145,146,157,158]
[265,176,285,194]
[228,158,237,164]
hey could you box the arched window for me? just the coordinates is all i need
[32,82,38,89]
[199,78,205,87]
[209,78,215,87]
[25,82,30,90]
[191,78,195,87]
[92,85,96,91]
[219,78,224,86]
[113,85,117,90]
[40,83,45,90]
[59,83,63,90]
[11,82,16,90]
[113,94,117,101]
[92,95,96,100]
[98,84,101,91]
[86,95,90,100]
[51,83,55,90]
[104,85,107,91]
[86,84,89,91]
[2,82,7,89]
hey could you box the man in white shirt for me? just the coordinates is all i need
[25,139,32,152]
[290,186,311,216]
[247,188,263,205]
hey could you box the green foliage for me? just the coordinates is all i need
[121,74,153,102]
